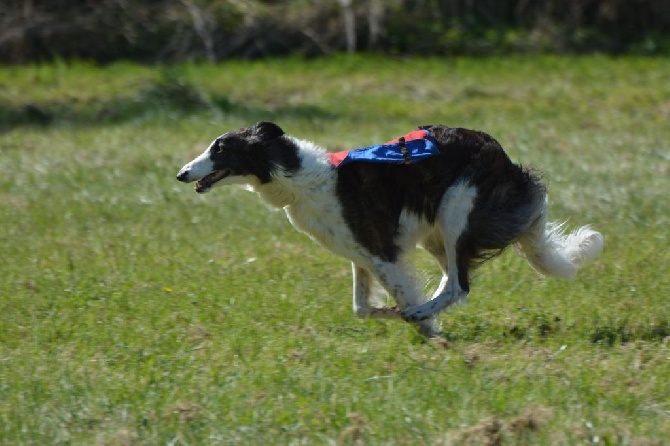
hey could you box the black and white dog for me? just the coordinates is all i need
[177,122,603,336]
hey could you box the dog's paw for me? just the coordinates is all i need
[400,302,438,322]
[403,289,468,322]
[417,320,443,338]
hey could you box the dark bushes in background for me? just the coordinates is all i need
[2,0,669,63]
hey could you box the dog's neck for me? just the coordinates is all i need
[252,137,333,209]
[253,179,297,208]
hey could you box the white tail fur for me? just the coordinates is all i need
[516,200,604,279]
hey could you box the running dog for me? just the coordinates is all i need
[176,121,603,336]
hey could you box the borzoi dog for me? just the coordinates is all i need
[177,121,603,336]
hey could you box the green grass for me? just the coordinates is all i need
[1,55,669,444]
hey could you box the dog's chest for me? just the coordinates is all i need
[284,196,366,261]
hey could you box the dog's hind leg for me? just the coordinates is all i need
[402,182,477,322]
[420,230,449,300]
[352,263,402,320]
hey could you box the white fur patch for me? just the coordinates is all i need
[177,144,215,182]
[268,139,372,263]
[516,198,604,279]
[440,182,478,243]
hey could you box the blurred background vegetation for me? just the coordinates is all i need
[2,0,669,64]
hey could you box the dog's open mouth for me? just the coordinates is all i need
[195,169,231,193]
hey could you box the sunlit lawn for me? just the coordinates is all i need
[1,55,669,444]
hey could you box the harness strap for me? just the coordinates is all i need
[398,137,411,163]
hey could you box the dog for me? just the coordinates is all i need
[176,121,603,336]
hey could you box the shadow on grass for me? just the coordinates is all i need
[437,312,670,346]
[0,72,335,133]
[589,319,669,347]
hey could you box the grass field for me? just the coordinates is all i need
[1,55,669,444]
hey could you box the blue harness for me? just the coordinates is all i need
[328,128,439,168]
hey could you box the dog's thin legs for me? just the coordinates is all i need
[431,274,449,299]
[402,182,477,322]
[352,263,401,319]
[420,231,449,299]
[367,258,441,335]
[368,258,422,308]
[352,263,372,316]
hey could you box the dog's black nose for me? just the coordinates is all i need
[176,170,189,182]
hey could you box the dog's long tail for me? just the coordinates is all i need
[515,197,604,279]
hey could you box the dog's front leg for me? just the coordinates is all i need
[352,263,401,319]
[366,258,441,336]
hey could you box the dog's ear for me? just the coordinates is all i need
[253,121,284,141]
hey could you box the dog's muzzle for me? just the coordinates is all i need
[176,163,233,193]
[176,169,190,182]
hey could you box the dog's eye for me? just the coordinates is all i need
[213,141,224,154]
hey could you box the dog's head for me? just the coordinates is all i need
[176,121,300,193]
